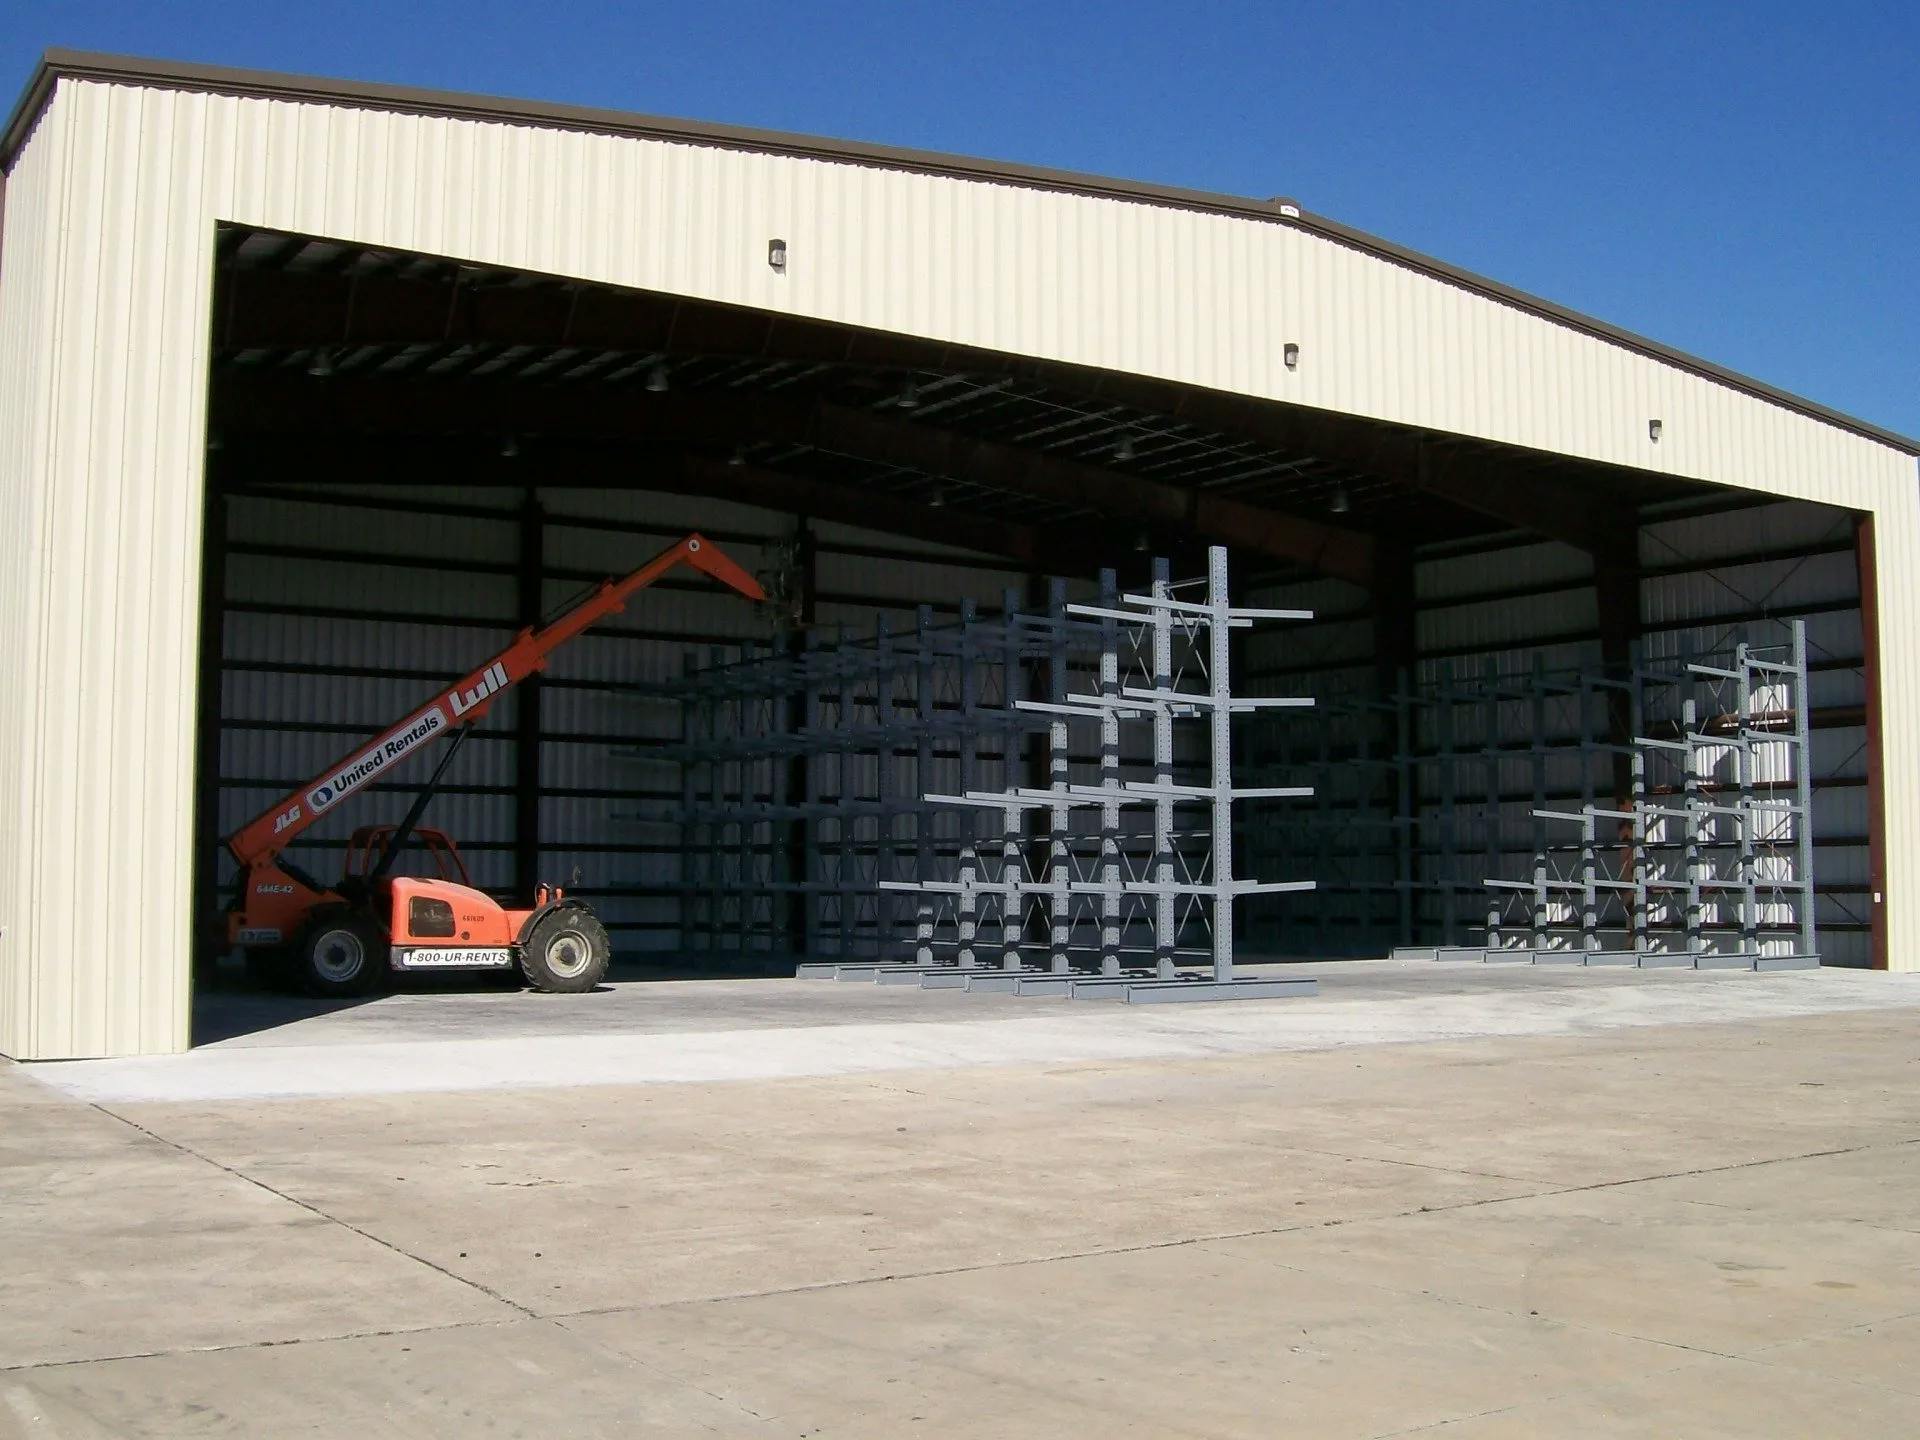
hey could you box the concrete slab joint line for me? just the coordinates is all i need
[11,995,1920,1435]
[88,1102,541,1321]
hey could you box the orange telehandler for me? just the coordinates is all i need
[225,533,765,997]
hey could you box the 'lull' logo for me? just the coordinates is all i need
[450,662,511,718]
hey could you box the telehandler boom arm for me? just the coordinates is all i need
[226,532,764,869]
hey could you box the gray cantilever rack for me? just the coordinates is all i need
[837,545,1322,1002]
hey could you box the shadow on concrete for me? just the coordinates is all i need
[190,954,797,1047]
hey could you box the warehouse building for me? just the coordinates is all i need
[1,50,1914,1059]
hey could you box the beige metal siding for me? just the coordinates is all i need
[144,78,1902,501]
[1,74,1915,1055]
[0,84,216,1058]
[0,104,67,1058]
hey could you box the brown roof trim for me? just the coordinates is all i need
[6,47,1917,456]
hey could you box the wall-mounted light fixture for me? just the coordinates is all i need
[307,346,336,378]
[928,486,947,509]
[1649,418,1663,442]
[499,434,520,459]
[896,380,921,409]
[1283,342,1300,370]
[1114,433,1136,462]
[646,362,670,393]
[1328,484,1350,515]
[728,445,747,468]
[768,238,787,272]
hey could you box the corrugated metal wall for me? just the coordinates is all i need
[208,480,1024,960]
[0,103,64,1058]
[0,85,216,1059]
[2,71,1916,1056]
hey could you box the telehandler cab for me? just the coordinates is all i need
[224,533,765,997]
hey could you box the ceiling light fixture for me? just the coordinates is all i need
[896,380,921,409]
[646,362,670,393]
[307,347,336,378]
[500,434,520,459]
[928,487,947,509]
[1328,484,1351,514]
[1134,531,1150,552]
[728,446,747,468]
[1114,434,1136,462]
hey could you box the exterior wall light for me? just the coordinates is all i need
[1283,342,1300,370]
[646,362,670,393]
[768,238,787,272]
[1649,418,1663,442]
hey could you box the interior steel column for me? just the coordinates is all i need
[512,493,545,900]
[1372,539,1417,946]
[784,519,817,954]
[1371,537,1417,704]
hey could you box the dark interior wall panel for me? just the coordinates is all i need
[1418,541,1591,600]
[537,510,775,950]
[207,481,1050,958]
[225,553,516,620]
[213,487,525,921]
[223,612,517,674]
[209,475,1871,966]
[1240,496,1868,963]
[227,494,522,565]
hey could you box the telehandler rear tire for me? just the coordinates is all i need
[244,946,297,992]
[519,908,611,994]
[296,912,386,999]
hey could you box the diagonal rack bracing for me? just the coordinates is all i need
[871,545,1318,997]
[1466,620,1817,967]
[616,578,1155,965]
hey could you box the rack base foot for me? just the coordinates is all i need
[964,970,1075,993]
[1074,976,1320,1003]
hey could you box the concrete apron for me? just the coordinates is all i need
[18,962,1918,1106]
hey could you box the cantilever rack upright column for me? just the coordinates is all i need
[864,545,1320,1000]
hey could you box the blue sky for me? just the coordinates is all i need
[7,1,1915,436]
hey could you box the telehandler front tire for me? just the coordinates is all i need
[519,908,611,994]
